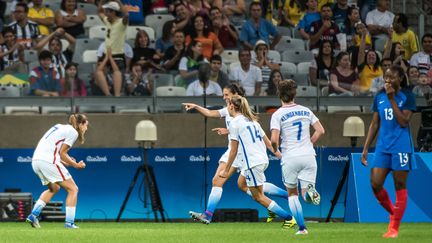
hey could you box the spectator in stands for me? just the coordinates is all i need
[122,0,144,24]
[186,62,223,96]
[162,30,186,72]
[214,0,246,20]
[383,42,408,72]
[318,0,334,10]
[132,30,162,70]
[369,57,392,95]
[309,3,340,51]
[413,73,432,97]
[343,6,360,52]
[170,2,192,33]
[29,50,62,96]
[358,0,375,22]
[94,47,123,96]
[407,66,419,87]
[176,40,205,87]
[389,13,419,61]
[126,62,153,96]
[61,62,87,97]
[186,14,224,59]
[0,27,26,74]
[352,21,372,49]
[28,0,55,36]
[209,54,229,88]
[266,69,283,96]
[297,0,320,41]
[55,0,86,37]
[229,49,262,96]
[365,0,394,41]
[210,7,238,49]
[155,21,174,59]
[142,0,172,16]
[251,40,280,95]
[309,40,334,88]
[278,0,305,28]
[239,2,281,50]
[35,27,76,78]
[357,31,382,94]
[97,0,129,72]
[329,51,360,96]
[96,41,133,75]
[181,0,211,16]
[8,3,41,49]
[409,33,432,74]
[332,0,349,31]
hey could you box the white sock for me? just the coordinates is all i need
[31,199,46,217]
[65,207,76,224]
[246,189,252,196]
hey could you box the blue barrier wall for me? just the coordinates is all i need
[0,147,361,220]
[346,153,432,222]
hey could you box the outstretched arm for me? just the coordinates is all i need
[182,103,221,117]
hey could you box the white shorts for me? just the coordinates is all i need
[32,159,72,185]
[240,163,268,187]
[219,149,243,169]
[281,155,317,189]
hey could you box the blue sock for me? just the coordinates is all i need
[289,195,306,230]
[263,182,288,198]
[205,187,223,219]
[31,199,46,217]
[267,200,292,220]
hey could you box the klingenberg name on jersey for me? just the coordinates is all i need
[281,110,310,122]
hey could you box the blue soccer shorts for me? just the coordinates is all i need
[373,151,416,171]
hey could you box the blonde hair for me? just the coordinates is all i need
[68,113,88,144]
[230,95,257,121]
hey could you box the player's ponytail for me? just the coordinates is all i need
[225,83,246,97]
[68,113,88,144]
[230,95,257,121]
[277,79,297,103]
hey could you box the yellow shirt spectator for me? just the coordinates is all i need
[28,6,54,36]
[279,0,305,27]
[102,16,127,55]
[392,29,419,60]
[359,64,382,92]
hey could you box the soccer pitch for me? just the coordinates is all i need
[1,222,431,243]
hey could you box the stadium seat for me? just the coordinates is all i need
[41,106,72,114]
[82,50,98,63]
[267,50,281,62]
[23,50,38,63]
[156,86,186,96]
[279,62,297,77]
[0,84,21,97]
[126,26,155,41]
[277,26,293,37]
[220,50,239,64]
[297,62,311,74]
[292,28,303,39]
[44,2,61,12]
[281,50,314,64]
[285,73,309,86]
[84,14,104,31]
[4,106,40,115]
[153,73,175,88]
[89,25,107,40]
[28,61,40,72]
[145,14,175,39]
[374,37,387,53]
[77,3,98,15]
[297,85,318,96]
[72,38,102,64]
[275,36,306,52]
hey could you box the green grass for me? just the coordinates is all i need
[0,222,431,243]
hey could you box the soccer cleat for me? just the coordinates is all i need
[26,214,41,228]
[189,211,210,225]
[281,217,297,229]
[65,222,79,229]
[296,229,309,235]
[306,184,321,205]
[266,210,277,223]
[383,229,398,238]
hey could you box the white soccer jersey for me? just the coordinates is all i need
[271,104,319,156]
[218,107,233,145]
[229,115,269,171]
[32,124,78,164]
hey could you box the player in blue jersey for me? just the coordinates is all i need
[183,83,292,225]
[219,95,296,228]
[362,65,416,238]
[270,79,325,235]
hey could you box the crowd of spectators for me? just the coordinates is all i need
[0,0,431,101]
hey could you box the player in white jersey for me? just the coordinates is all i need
[220,95,297,228]
[26,114,89,229]
[184,83,290,225]
[271,79,325,235]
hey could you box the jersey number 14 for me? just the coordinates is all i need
[246,125,262,143]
